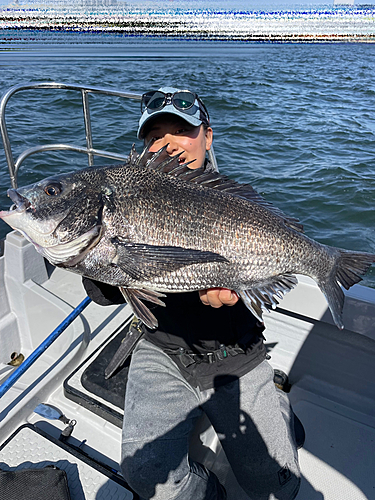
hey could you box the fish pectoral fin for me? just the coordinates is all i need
[239,274,298,322]
[113,240,228,280]
[119,287,166,329]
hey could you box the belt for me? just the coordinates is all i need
[165,343,247,368]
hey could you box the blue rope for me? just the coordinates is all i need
[0,296,92,398]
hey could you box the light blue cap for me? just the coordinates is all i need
[137,87,206,140]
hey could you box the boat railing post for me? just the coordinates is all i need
[0,86,19,188]
[208,145,219,172]
[82,89,94,167]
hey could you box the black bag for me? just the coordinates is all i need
[0,465,71,500]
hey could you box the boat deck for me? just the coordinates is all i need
[1,233,374,500]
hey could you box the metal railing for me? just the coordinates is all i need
[0,81,218,189]
[0,82,220,395]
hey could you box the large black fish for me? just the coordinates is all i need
[1,145,374,329]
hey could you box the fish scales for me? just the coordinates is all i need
[1,144,374,329]
[108,168,284,287]
[109,164,285,265]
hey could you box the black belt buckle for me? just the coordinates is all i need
[178,349,197,368]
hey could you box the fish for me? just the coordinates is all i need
[1,144,374,330]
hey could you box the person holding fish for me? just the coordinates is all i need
[2,81,374,499]
[3,84,373,497]
[83,87,304,500]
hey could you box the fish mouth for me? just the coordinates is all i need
[0,188,61,244]
[0,189,31,218]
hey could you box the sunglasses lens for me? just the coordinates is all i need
[173,91,196,110]
[142,90,209,125]
[145,91,166,111]
[141,91,154,111]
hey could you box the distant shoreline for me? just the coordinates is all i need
[1,7,375,41]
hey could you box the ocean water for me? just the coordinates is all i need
[0,31,374,286]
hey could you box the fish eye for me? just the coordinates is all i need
[44,183,62,196]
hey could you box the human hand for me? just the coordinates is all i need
[199,288,239,308]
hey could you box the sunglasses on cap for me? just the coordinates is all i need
[141,90,210,125]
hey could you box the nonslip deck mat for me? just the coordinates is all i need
[64,320,132,427]
[0,425,133,500]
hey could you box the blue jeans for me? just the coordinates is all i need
[121,339,300,500]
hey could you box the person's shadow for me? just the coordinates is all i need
[121,373,324,500]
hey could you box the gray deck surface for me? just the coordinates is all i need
[0,426,133,500]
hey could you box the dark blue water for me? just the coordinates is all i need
[1,32,374,286]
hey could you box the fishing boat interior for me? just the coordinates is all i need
[0,83,374,500]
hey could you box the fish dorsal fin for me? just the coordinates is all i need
[129,144,139,164]
[131,144,303,233]
[238,274,298,323]
[133,143,185,174]
[180,169,304,232]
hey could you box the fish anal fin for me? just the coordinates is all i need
[239,290,264,323]
[239,274,298,321]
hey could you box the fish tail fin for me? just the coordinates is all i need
[317,249,375,330]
